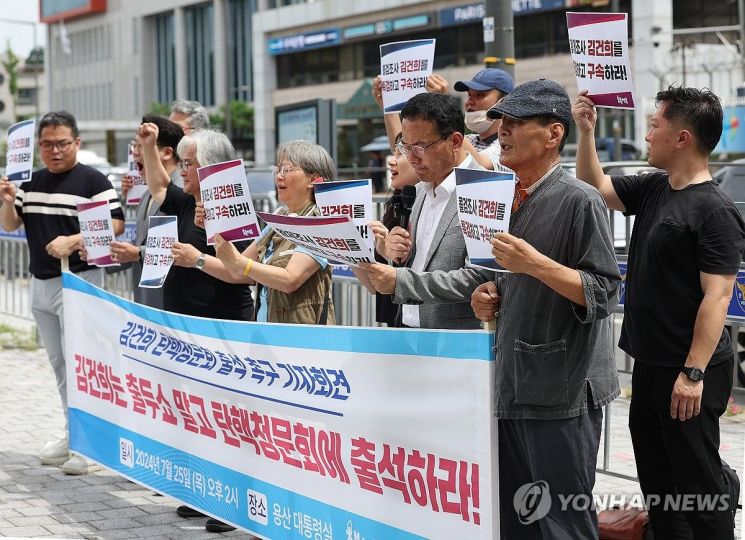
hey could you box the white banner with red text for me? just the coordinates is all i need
[62,272,497,539]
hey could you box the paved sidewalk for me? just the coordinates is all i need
[0,338,741,538]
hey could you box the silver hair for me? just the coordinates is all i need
[276,140,336,181]
[176,129,235,166]
[170,99,210,130]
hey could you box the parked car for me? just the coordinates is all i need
[562,138,642,162]
[713,158,745,203]
[246,168,277,214]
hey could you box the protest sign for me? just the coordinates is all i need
[139,215,177,288]
[455,168,515,271]
[5,119,35,182]
[380,39,436,113]
[258,212,375,267]
[63,271,498,538]
[77,200,117,267]
[125,143,147,206]
[198,159,261,244]
[314,179,374,256]
[567,12,634,109]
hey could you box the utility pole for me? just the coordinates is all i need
[611,0,622,162]
[739,0,745,81]
[483,0,515,76]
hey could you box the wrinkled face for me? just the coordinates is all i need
[169,112,194,135]
[389,145,419,190]
[178,143,200,196]
[645,102,679,169]
[498,116,555,173]
[400,118,454,184]
[465,89,500,112]
[274,160,313,212]
[39,125,80,174]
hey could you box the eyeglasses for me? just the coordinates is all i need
[273,164,303,177]
[177,160,195,172]
[395,137,445,159]
[40,139,75,151]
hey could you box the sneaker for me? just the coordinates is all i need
[60,453,90,475]
[205,518,236,533]
[40,436,69,465]
[176,505,207,518]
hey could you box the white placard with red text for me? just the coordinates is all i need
[139,215,177,288]
[63,271,498,538]
[455,167,515,272]
[380,39,436,113]
[125,143,147,206]
[567,12,634,109]
[198,159,261,245]
[258,212,375,267]
[5,119,35,183]
[77,200,117,267]
[313,179,374,255]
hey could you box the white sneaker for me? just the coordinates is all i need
[40,436,69,465]
[60,453,91,475]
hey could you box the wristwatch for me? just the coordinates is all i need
[195,253,206,270]
[681,366,705,381]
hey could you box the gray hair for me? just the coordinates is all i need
[276,140,335,181]
[177,129,235,166]
[170,99,210,130]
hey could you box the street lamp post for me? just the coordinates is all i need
[0,17,40,121]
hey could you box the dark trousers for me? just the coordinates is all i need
[499,407,603,540]
[629,359,734,540]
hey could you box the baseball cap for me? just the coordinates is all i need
[486,79,572,125]
[454,68,514,95]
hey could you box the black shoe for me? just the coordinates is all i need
[176,505,207,518]
[206,518,236,533]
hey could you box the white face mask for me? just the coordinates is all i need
[465,110,495,134]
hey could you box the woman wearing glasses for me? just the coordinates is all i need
[135,123,254,321]
[196,140,336,325]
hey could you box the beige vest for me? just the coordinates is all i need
[254,203,335,325]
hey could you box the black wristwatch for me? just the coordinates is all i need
[681,366,705,382]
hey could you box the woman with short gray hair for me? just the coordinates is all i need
[194,140,337,324]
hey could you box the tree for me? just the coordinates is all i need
[1,41,20,120]
[148,102,171,117]
[209,100,255,158]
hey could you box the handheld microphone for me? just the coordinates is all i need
[396,185,417,230]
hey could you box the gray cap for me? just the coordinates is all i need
[487,79,572,125]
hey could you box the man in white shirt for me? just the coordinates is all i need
[361,92,489,329]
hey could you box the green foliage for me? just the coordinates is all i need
[149,102,171,117]
[1,41,20,119]
[210,100,255,157]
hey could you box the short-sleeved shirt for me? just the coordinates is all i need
[158,182,253,320]
[16,163,124,279]
[612,172,745,367]
[254,224,327,322]
[466,133,512,173]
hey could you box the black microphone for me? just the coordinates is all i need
[396,185,417,230]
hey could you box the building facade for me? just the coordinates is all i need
[41,0,744,165]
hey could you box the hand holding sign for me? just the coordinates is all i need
[0,177,17,205]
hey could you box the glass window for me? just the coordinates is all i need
[228,0,257,102]
[154,12,176,105]
[185,3,215,106]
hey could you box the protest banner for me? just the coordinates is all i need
[314,179,374,257]
[567,12,634,109]
[258,212,375,267]
[63,271,498,538]
[139,216,177,288]
[380,39,436,113]
[78,200,117,267]
[455,168,514,271]
[198,159,261,245]
[125,143,147,206]
[5,119,35,182]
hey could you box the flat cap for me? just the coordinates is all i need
[487,79,572,125]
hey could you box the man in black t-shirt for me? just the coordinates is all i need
[574,87,745,539]
[0,111,125,476]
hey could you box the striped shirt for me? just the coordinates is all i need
[16,163,124,278]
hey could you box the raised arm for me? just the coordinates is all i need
[572,91,626,212]
[137,123,170,205]
[0,177,22,231]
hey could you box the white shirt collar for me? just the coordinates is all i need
[422,153,472,198]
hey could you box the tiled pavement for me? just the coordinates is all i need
[0,330,741,538]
